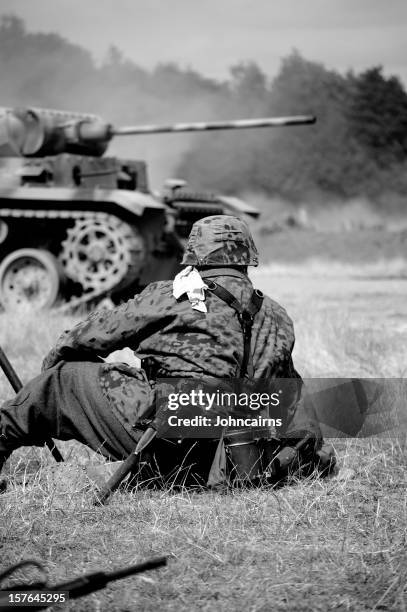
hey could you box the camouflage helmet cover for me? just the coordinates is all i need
[181,215,259,266]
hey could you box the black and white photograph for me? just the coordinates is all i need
[0,1,406,610]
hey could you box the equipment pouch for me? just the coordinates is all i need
[224,429,281,484]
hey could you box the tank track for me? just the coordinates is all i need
[0,208,144,311]
[165,191,223,204]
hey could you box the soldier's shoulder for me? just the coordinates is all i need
[146,279,173,293]
[120,280,173,313]
[262,294,294,329]
[138,279,173,300]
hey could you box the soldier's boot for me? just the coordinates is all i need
[0,391,64,494]
[0,412,18,460]
[0,455,10,490]
[0,447,10,475]
[0,425,18,492]
[0,396,44,471]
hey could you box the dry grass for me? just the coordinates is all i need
[1,265,407,611]
[252,259,407,280]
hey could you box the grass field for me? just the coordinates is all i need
[1,258,407,611]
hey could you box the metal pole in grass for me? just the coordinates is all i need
[0,344,64,462]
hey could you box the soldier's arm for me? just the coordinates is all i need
[276,347,337,476]
[42,282,174,370]
[264,303,336,474]
[274,359,337,476]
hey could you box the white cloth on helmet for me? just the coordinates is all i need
[173,265,208,313]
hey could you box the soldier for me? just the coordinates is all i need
[0,215,335,487]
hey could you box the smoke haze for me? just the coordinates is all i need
[1,15,407,215]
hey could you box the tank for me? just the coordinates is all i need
[0,106,315,311]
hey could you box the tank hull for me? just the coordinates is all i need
[0,155,259,311]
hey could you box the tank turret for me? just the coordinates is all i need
[0,106,316,311]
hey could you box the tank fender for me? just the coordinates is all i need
[216,195,260,218]
[0,186,167,216]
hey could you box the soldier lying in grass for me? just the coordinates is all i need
[0,215,335,488]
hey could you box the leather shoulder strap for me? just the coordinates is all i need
[206,280,264,377]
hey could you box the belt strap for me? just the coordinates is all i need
[205,280,263,377]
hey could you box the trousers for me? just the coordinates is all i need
[0,361,140,460]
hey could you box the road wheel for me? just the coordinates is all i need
[0,248,62,311]
[60,216,145,293]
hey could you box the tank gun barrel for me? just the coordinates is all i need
[0,107,316,158]
[113,115,316,136]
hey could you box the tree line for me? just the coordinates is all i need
[1,15,407,207]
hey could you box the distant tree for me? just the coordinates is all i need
[0,14,95,107]
[228,62,269,114]
[348,66,407,164]
[0,14,25,56]
[258,51,355,200]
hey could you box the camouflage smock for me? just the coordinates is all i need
[42,268,299,429]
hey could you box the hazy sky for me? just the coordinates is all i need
[1,0,407,85]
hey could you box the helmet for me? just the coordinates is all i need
[181,215,259,267]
